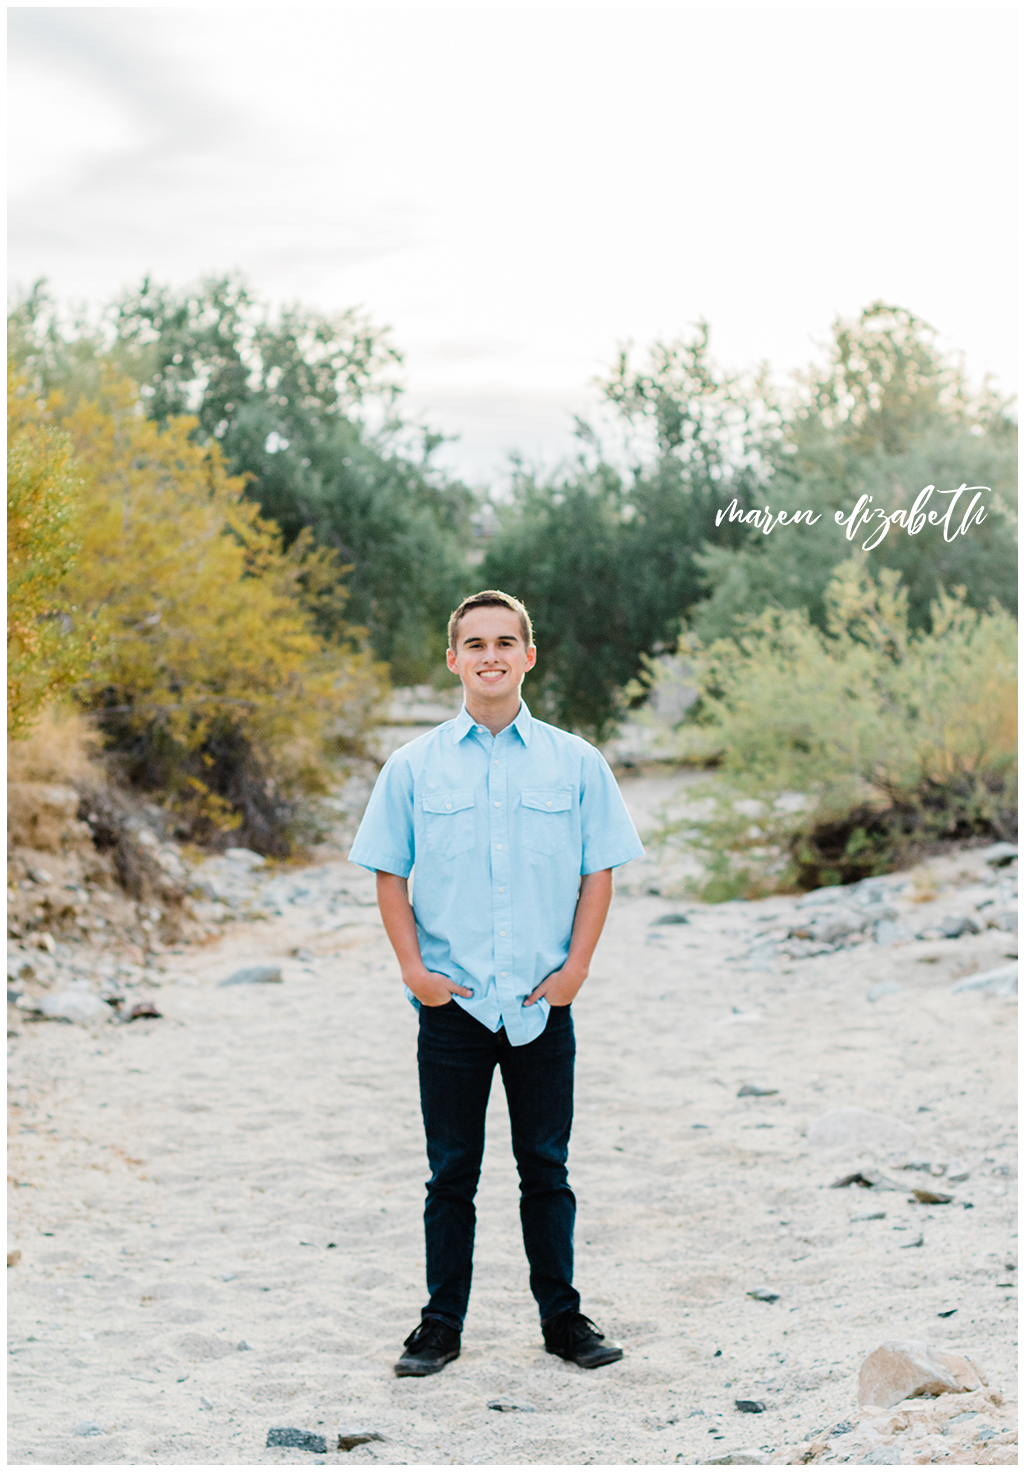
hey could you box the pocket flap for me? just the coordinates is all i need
[521,788,573,813]
[422,789,475,815]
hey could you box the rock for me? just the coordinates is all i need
[866,982,903,1001]
[979,842,1017,868]
[850,1210,887,1222]
[487,1399,536,1412]
[223,847,267,868]
[653,913,690,925]
[952,963,1017,996]
[267,1427,329,1452]
[75,1421,104,1437]
[737,1084,778,1097]
[218,965,283,988]
[875,920,913,946]
[27,867,54,884]
[746,1287,780,1303]
[337,1429,386,1451]
[937,1309,957,1318]
[237,1340,253,1350]
[940,915,981,938]
[899,1233,924,1248]
[36,990,113,1025]
[946,1165,970,1183]
[124,1001,162,1021]
[797,884,856,907]
[911,1188,954,1204]
[830,1169,902,1191]
[705,1453,769,1466]
[988,910,1018,932]
[199,1396,214,1410]
[809,1108,914,1151]
[35,932,56,954]
[8,1249,22,1266]
[858,1340,987,1408]
[734,1399,765,1413]
[857,1450,901,1465]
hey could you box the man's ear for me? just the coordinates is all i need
[525,646,537,671]
[446,647,458,673]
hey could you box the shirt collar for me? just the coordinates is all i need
[453,699,533,746]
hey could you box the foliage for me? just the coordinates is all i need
[46,373,385,853]
[9,275,476,684]
[647,560,1017,899]
[7,366,89,737]
[482,326,765,737]
[690,303,1017,642]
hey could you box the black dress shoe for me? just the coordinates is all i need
[542,1309,623,1368]
[393,1318,461,1377]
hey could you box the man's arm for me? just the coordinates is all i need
[376,871,474,1008]
[523,868,613,1008]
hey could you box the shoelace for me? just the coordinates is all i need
[561,1313,604,1344]
[404,1320,454,1349]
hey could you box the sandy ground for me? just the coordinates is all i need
[6,774,1019,1467]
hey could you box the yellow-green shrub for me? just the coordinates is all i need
[652,560,1017,898]
[7,367,88,736]
[30,373,385,850]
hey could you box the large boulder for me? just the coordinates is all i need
[858,1340,987,1408]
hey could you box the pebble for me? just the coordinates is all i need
[911,1188,954,1204]
[746,1287,780,1303]
[705,1452,769,1465]
[337,1429,386,1451]
[980,842,1017,867]
[74,1421,104,1437]
[124,1001,162,1021]
[487,1399,536,1412]
[940,915,981,938]
[653,913,690,925]
[831,1169,901,1191]
[199,1396,213,1410]
[850,1211,887,1222]
[951,962,1017,996]
[858,1340,986,1408]
[809,1108,914,1151]
[737,1085,777,1097]
[734,1400,765,1413]
[266,1427,329,1452]
[218,966,283,988]
[989,909,1017,932]
[237,1339,253,1350]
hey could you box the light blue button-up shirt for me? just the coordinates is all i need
[348,700,644,1045]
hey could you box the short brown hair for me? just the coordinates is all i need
[448,589,533,651]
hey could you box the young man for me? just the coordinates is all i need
[348,590,643,1377]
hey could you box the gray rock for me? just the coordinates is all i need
[874,920,913,946]
[858,1450,901,1465]
[866,982,903,1002]
[734,1399,765,1413]
[267,1427,328,1452]
[218,966,283,988]
[487,1399,536,1412]
[75,1421,104,1437]
[979,842,1017,868]
[951,962,1017,996]
[746,1287,779,1303]
[224,847,267,869]
[36,990,113,1025]
[653,913,690,925]
[809,1108,914,1151]
[737,1084,778,1097]
[939,915,981,938]
[850,1210,887,1222]
[830,1169,901,1191]
[944,1411,978,1428]
[705,1453,769,1466]
[237,1339,253,1350]
[337,1429,386,1451]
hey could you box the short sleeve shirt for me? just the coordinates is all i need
[348,700,644,1045]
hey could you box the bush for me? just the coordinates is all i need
[31,372,385,853]
[647,560,1017,897]
[7,367,88,737]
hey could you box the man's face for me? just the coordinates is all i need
[446,606,536,703]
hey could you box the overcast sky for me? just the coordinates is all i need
[8,4,1018,485]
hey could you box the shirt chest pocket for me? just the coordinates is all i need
[421,790,476,859]
[520,788,574,856]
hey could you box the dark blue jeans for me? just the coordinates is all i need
[417,999,579,1331]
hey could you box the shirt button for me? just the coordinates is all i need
[445,803,452,810]
[496,843,502,850]
[546,800,552,807]
[494,801,501,807]
[499,930,506,937]
[498,886,504,893]
[501,971,507,978]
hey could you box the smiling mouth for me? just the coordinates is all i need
[477,670,507,680]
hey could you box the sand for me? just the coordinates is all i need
[6,776,1018,1466]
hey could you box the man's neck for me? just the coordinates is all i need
[463,692,522,737]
